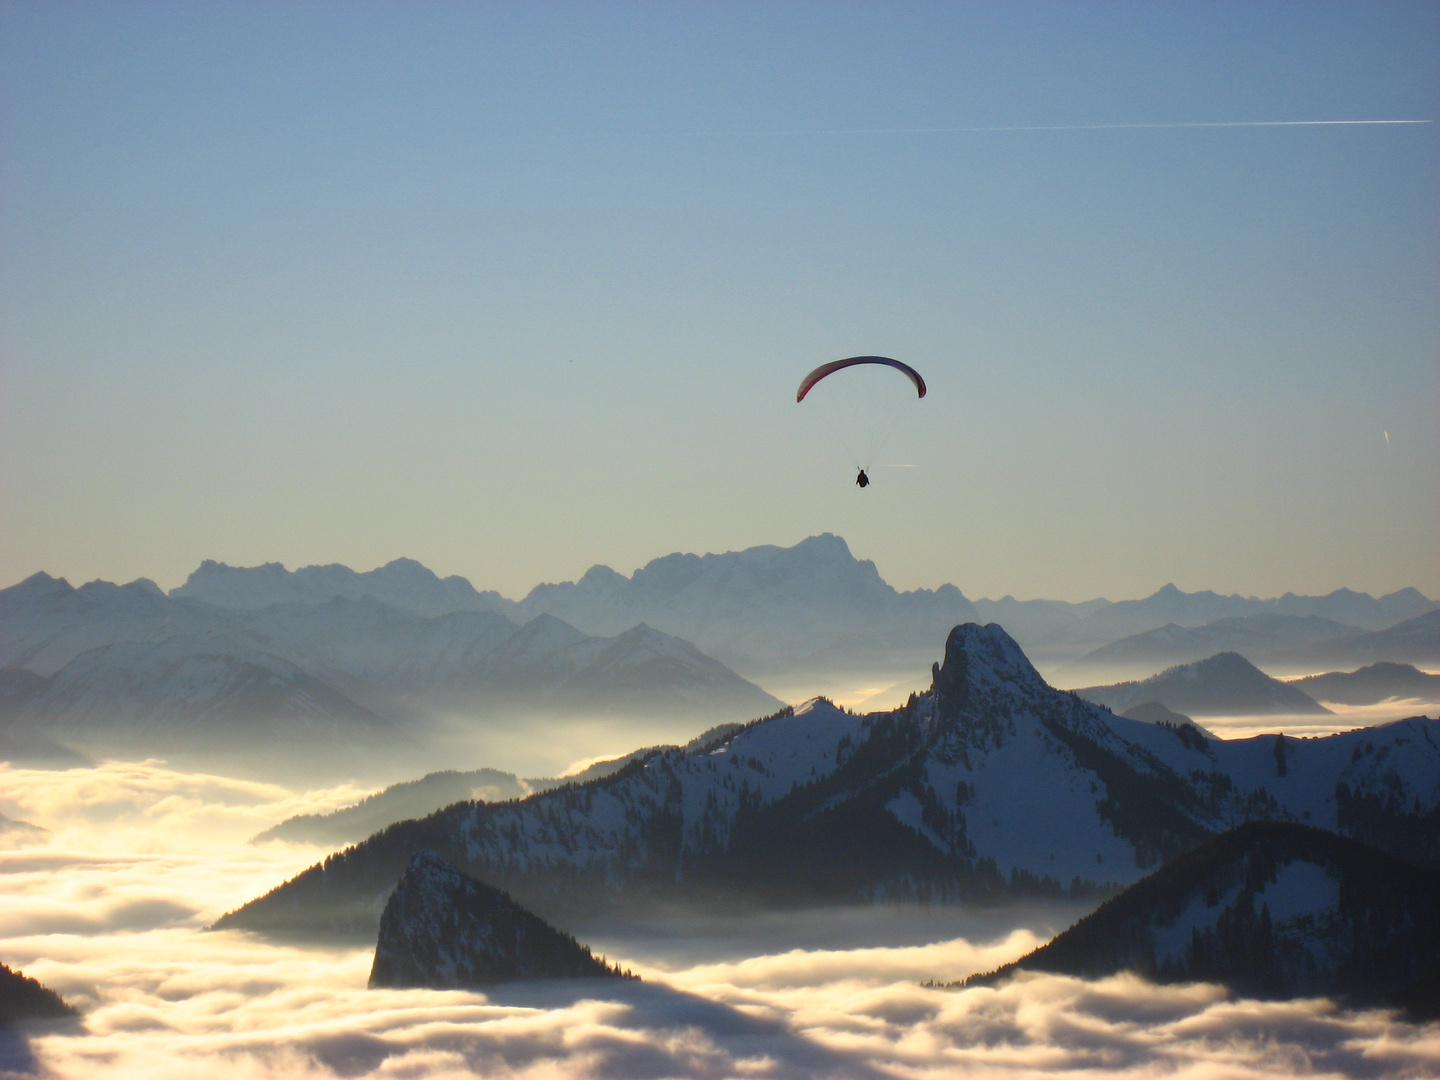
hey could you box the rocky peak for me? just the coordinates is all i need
[368,851,627,989]
[0,572,74,606]
[930,623,1048,713]
[923,623,1056,752]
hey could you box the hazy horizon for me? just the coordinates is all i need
[7,537,1437,607]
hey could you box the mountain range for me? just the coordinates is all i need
[1063,611,1440,682]
[157,538,1439,680]
[0,572,778,777]
[4,538,1433,777]
[214,624,1440,942]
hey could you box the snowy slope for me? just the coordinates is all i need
[10,635,389,742]
[0,573,223,675]
[238,596,520,692]
[215,624,1440,941]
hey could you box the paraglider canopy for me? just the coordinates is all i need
[796,356,927,403]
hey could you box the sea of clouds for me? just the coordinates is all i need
[2,759,1438,1079]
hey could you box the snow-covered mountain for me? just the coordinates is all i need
[234,597,524,711]
[173,557,510,617]
[971,821,1440,1014]
[214,624,1440,942]
[368,851,626,988]
[0,573,222,675]
[511,533,979,676]
[1077,653,1330,717]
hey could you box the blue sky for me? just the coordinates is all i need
[2,1,1436,600]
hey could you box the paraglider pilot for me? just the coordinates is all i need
[795,357,925,490]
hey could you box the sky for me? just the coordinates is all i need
[2,1,1437,603]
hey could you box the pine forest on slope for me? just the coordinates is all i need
[965,820,1440,1017]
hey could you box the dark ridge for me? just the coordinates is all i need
[0,962,77,1025]
[961,822,1440,1016]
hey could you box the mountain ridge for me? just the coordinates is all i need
[212,624,1440,942]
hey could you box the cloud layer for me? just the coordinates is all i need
[3,760,1438,1079]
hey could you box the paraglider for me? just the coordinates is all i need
[797,357,926,488]
[795,356,927,403]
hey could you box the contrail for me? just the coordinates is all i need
[647,119,1430,138]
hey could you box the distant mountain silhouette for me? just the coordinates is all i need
[1064,610,1440,684]
[213,626,1440,942]
[1287,610,1440,672]
[1294,662,1440,706]
[1063,614,1364,681]
[173,557,510,618]
[1055,583,1436,646]
[0,962,76,1025]
[368,851,628,989]
[446,541,1435,676]
[966,821,1440,1017]
[254,743,729,847]
[253,769,532,847]
[1078,653,1330,717]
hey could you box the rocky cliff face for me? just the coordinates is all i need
[369,851,625,989]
